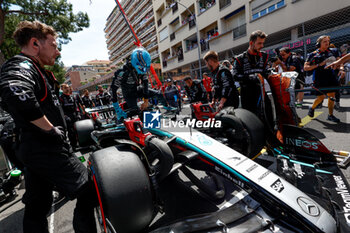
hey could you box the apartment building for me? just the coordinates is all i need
[153,0,350,79]
[104,0,159,66]
[65,60,113,91]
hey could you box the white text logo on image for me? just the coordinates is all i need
[144,111,161,129]
[143,111,222,129]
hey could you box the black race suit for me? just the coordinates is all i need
[111,63,165,115]
[233,51,269,114]
[0,54,97,233]
[211,65,239,108]
[185,80,208,103]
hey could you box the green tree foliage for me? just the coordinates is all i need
[0,0,90,82]
[46,61,66,84]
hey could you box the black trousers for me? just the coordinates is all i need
[18,132,97,233]
[65,114,78,148]
[240,84,262,115]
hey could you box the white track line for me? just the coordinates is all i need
[49,203,55,233]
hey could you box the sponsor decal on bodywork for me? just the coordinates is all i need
[271,179,284,193]
[333,175,350,226]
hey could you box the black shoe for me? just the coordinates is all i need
[308,107,315,117]
[327,115,340,123]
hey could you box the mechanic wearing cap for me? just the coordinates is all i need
[111,47,165,118]
[164,79,180,111]
[305,35,341,123]
[232,30,269,116]
[184,76,208,104]
[0,21,97,233]
[204,51,239,111]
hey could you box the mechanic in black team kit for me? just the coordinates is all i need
[60,84,79,148]
[203,51,239,111]
[0,21,97,233]
[233,30,269,115]
[95,84,111,106]
[82,88,95,108]
[111,47,165,119]
[184,76,208,103]
[305,35,341,123]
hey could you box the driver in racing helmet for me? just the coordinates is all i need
[111,47,165,119]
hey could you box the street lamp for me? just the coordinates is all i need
[176,0,203,79]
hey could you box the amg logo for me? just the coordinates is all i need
[285,138,319,150]
[271,179,284,193]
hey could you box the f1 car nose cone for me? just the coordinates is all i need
[297,196,320,217]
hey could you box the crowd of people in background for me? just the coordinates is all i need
[58,31,350,134]
[64,35,349,127]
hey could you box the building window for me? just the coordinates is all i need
[159,27,168,42]
[268,5,275,13]
[219,0,231,10]
[170,32,176,41]
[233,24,246,39]
[251,0,285,21]
[277,0,285,9]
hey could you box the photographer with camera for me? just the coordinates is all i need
[274,47,305,107]
[304,35,341,123]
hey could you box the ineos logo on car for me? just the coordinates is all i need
[297,197,320,216]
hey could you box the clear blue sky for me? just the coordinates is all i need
[60,0,117,67]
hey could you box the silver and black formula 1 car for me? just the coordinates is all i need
[73,110,350,233]
[72,72,350,233]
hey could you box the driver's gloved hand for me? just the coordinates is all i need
[46,126,66,142]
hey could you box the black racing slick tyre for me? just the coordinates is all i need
[234,108,265,158]
[146,137,174,181]
[217,109,265,158]
[74,119,95,147]
[89,146,154,233]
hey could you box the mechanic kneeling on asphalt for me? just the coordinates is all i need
[184,76,208,104]
[60,83,79,149]
[111,47,166,118]
[204,51,239,111]
[0,21,97,233]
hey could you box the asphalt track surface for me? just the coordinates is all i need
[1,94,350,233]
